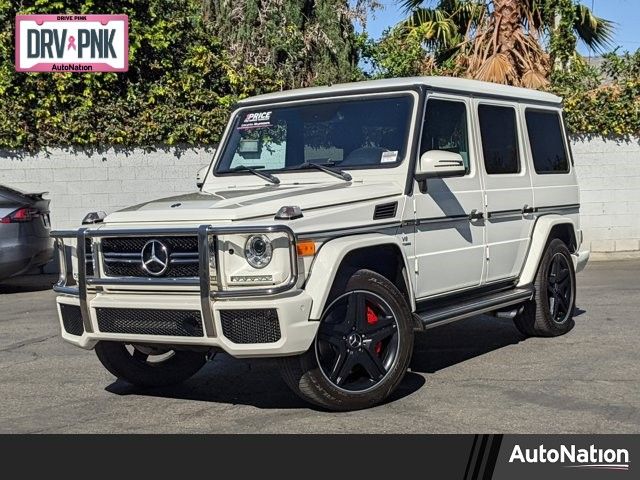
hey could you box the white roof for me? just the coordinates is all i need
[238,76,562,105]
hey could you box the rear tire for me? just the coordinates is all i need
[95,342,206,388]
[514,238,576,337]
[280,269,414,411]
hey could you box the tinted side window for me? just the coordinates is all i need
[421,99,470,172]
[478,105,520,174]
[525,109,569,174]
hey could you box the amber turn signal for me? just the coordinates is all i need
[296,240,316,257]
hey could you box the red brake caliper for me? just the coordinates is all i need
[366,304,383,356]
[366,305,378,325]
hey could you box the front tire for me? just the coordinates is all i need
[514,238,576,337]
[280,269,414,411]
[95,342,206,388]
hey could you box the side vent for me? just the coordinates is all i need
[373,202,398,220]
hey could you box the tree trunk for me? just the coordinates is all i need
[492,0,520,53]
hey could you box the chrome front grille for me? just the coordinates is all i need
[101,236,199,278]
[52,224,299,341]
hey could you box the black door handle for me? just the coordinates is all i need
[469,209,484,221]
[522,205,535,214]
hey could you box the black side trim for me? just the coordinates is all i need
[302,221,402,239]
[373,202,398,220]
[403,213,469,227]
[535,203,580,213]
[487,203,580,220]
[416,279,517,312]
[487,208,522,219]
[417,213,469,225]
[417,287,534,329]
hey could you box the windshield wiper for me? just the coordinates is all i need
[295,161,352,182]
[224,165,280,185]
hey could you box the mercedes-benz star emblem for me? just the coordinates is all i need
[347,332,363,349]
[141,239,169,276]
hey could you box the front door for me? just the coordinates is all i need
[412,94,486,299]
[474,101,534,282]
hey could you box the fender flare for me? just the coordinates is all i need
[517,215,578,287]
[304,234,416,320]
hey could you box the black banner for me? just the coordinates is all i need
[0,434,635,478]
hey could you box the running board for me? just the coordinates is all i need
[416,286,534,330]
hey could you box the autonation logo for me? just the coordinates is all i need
[509,444,630,471]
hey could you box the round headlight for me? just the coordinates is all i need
[245,235,273,269]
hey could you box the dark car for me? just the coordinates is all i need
[0,185,53,281]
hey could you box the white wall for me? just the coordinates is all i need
[0,147,213,230]
[572,137,640,253]
[0,137,639,252]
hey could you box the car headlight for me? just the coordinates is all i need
[244,234,273,269]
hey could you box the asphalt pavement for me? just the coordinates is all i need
[0,260,638,433]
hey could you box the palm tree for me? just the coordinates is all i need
[396,0,614,87]
[398,1,486,61]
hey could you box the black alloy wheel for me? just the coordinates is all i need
[547,252,573,324]
[513,238,576,337]
[315,290,399,392]
[279,269,414,411]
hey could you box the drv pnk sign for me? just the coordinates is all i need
[15,14,128,72]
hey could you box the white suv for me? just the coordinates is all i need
[52,77,590,411]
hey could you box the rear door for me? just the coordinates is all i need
[412,93,486,299]
[474,101,534,283]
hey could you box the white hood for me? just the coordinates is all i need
[105,181,403,224]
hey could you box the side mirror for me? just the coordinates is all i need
[415,150,466,181]
[196,166,208,189]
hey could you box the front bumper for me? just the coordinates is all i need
[55,290,317,357]
[51,224,318,358]
[573,249,590,273]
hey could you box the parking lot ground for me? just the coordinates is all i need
[0,260,639,433]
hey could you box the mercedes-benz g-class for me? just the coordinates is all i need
[52,77,590,411]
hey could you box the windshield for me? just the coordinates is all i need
[215,95,413,174]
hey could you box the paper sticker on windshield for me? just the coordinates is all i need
[239,111,272,130]
[381,151,398,163]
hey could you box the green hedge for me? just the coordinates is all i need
[1,1,638,151]
[550,52,640,137]
[0,0,363,152]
